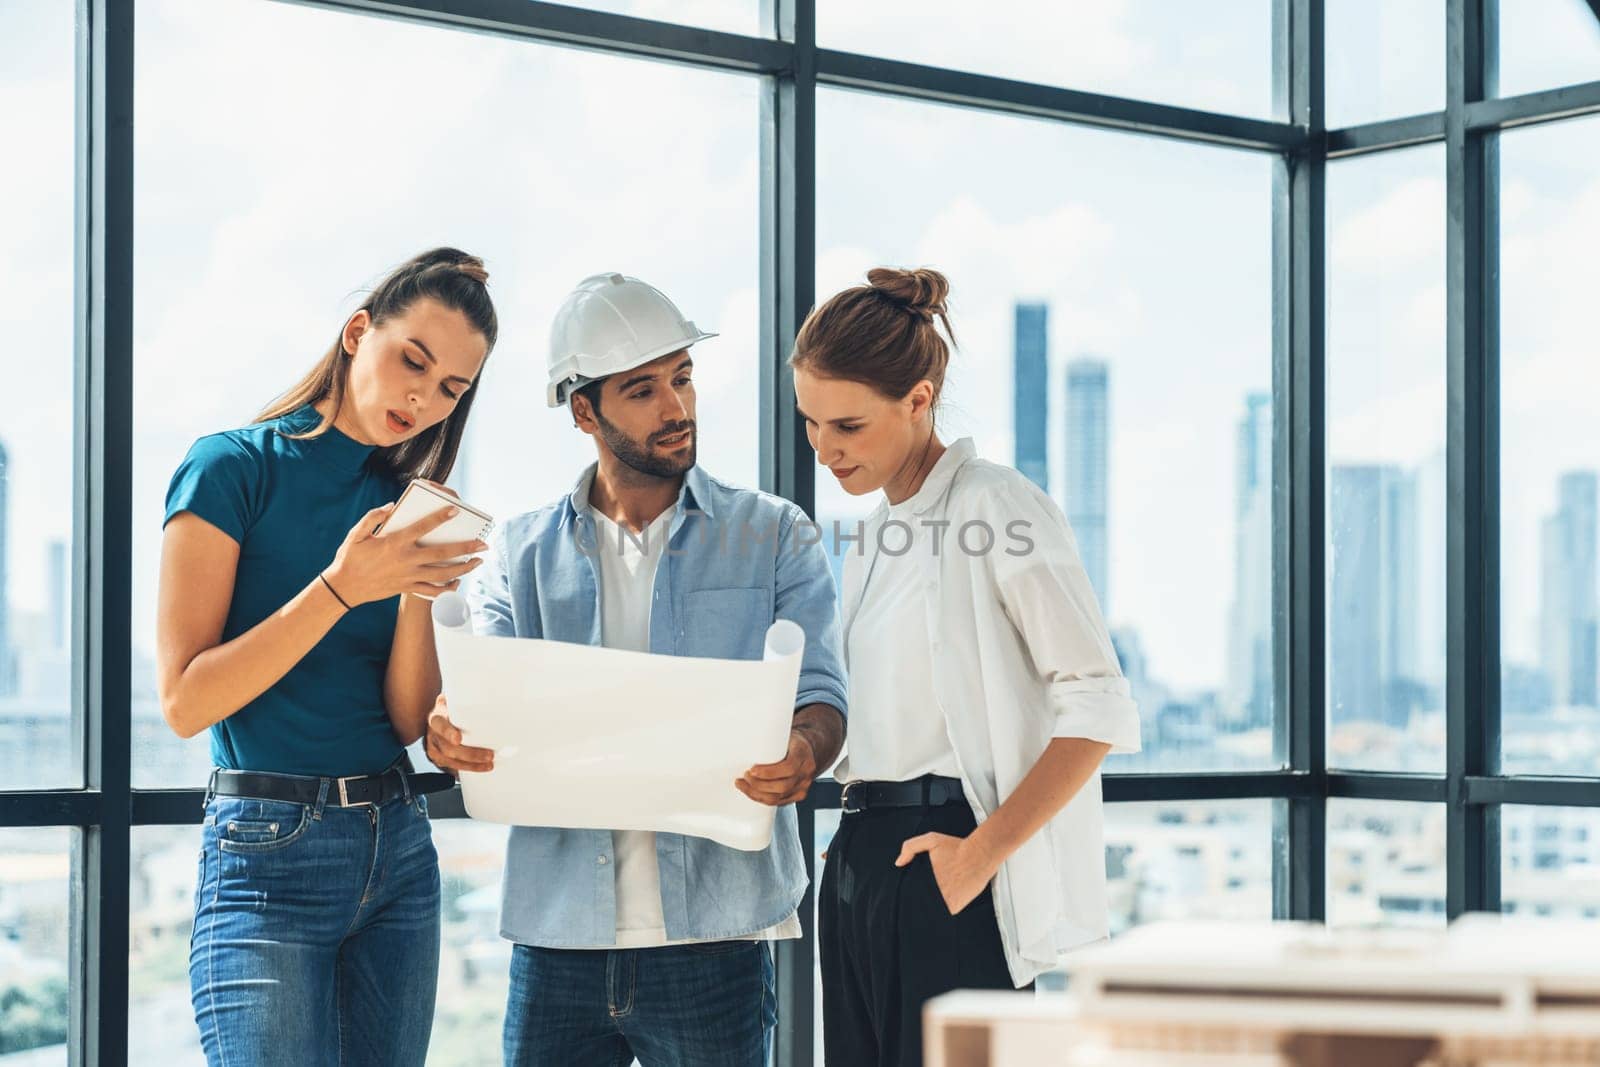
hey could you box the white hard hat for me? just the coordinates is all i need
[547,273,717,408]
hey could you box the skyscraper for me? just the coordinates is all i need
[1540,471,1599,708]
[1013,302,1049,492]
[0,436,13,697]
[1226,393,1272,731]
[1329,464,1420,728]
[1064,358,1109,614]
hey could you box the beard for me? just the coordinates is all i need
[596,415,697,480]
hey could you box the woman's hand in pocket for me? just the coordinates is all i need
[895,832,998,916]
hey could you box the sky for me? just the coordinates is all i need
[2,0,1599,777]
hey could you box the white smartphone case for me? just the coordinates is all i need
[380,480,495,596]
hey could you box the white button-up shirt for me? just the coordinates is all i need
[839,437,1141,985]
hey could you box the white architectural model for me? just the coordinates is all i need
[925,916,1600,1066]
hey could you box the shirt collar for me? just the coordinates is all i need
[563,462,716,527]
[888,436,976,517]
[275,404,378,476]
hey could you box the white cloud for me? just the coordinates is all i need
[1331,175,1447,270]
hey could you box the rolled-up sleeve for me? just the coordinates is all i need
[975,477,1141,753]
[775,507,849,718]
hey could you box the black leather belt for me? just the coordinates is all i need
[209,757,455,809]
[841,775,965,814]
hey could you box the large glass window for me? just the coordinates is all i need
[816,89,1274,773]
[1495,0,1600,100]
[0,0,78,791]
[0,828,71,1064]
[1326,145,1446,774]
[1499,116,1600,776]
[13,2,1600,1062]
[817,1,1275,119]
[1324,1,1444,128]
[132,0,761,786]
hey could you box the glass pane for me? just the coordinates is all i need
[0,0,78,790]
[129,826,205,1064]
[429,820,512,1065]
[1326,145,1446,773]
[0,828,71,1063]
[551,0,763,38]
[1500,116,1600,776]
[1502,806,1600,919]
[133,0,760,785]
[1103,799,1277,934]
[1496,0,1600,99]
[1326,800,1446,928]
[817,90,1275,772]
[1325,0,1444,128]
[818,1,1275,119]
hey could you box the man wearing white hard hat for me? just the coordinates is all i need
[426,273,847,1066]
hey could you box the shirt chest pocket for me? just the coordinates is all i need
[676,587,772,660]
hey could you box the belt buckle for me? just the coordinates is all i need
[841,784,863,815]
[336,775,374,808]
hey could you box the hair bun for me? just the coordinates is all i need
[415,246,490,285]
[449,256,489,285]
[866,266,949,320]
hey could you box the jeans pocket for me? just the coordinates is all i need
[216,800,312,854]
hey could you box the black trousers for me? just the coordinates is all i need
[818,796,1024,1067]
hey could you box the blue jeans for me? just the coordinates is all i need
[503,941,777,1066]
[188,788,441,1066]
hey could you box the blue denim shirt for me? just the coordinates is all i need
[467,463,848,947]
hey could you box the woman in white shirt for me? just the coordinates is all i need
[791,267,1141,1067]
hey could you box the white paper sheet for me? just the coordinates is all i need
[430,591,804,851]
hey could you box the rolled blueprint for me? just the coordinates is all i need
[429,591,806,851]
[433,590,473,632]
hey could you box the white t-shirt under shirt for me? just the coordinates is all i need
[836,483,963,785]
[588,504,800,948]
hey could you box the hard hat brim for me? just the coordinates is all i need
[547,329,718,408]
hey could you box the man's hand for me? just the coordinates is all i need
[423,695,496,776]
[735,730,819,807]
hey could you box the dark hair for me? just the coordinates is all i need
[789,266,957,411]
[257,247,498,483]
[574,378,605,418]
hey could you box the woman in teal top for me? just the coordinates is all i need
[157,248,498,1066]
